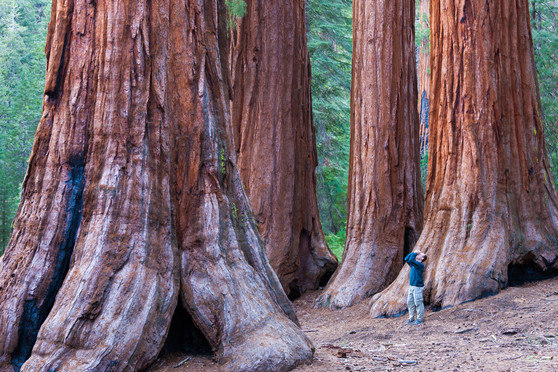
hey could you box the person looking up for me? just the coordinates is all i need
[404,251,427,325]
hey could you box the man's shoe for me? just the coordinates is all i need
[404,319,414,326]
[413,320,423,325]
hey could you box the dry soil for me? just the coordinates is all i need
[151,277,558,371]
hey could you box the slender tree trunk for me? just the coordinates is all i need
[0,0,313,371]
[531,0,537,30]
[315,0,424,310]
[371,0,558,317]
[0,186,6,250]
[230,0,338,298]
[418,0,430,155]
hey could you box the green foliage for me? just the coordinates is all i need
[225,0,247,31]
[307,0,352,239]
[325,227,346,261]
[415,12,430,49]
[420,151,428,192]
[0,0,50,254]
[530,0,558,187]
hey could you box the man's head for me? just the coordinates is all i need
[416,252,427,262]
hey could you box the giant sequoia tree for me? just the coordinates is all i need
[371,0,558,317]
[0,0,313,371]
[315,0,424,310]
[231,0,338,297]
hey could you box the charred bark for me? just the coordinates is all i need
[315,0,424,310]
[371,0,558,318]
[230,0,338,298]
[0,0,313,371]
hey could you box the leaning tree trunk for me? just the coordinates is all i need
[418,0,430,155]
[0,0,313,371]
[371,0,558,317]
[315,0,424,310]
[230,0,338,298]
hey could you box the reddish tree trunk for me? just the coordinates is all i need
[230,0,338,298]
[418,0,430,155]
[0,0,313,371]
[315,0,424,310]
[371,0,558,317]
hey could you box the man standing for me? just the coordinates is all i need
[404,251,427,325]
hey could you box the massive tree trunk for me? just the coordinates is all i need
[371,0,558,318]
[315,0,424,310]
[418,0,430,155]
[0,0,313,371]
[230,0,338,298]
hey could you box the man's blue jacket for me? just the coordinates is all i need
[405,252,424,287]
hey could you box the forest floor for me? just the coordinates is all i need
[150,277,558,371]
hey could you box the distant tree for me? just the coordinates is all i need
[417,0,430,158]
[307,0,352,255]
[417,0,430,191]
[0,0,313,370]
[315,0,424,310]
[371,0,558,317]
[231,0,338,298]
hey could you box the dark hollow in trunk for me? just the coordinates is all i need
[508,253,558,287]
[162,298,212,355]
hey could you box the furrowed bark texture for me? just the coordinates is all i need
[315,0,424,310]
[231,0,338,298]
[371,0,558,318]
[0,0,313,371]
[418,0,430,155]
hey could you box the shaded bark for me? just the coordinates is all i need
[418,0,430,155]
[0,0,313,371]
[371,0,558,318]
[315,0,424,310]
[230,0,338,298]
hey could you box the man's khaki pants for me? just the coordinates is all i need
[407,285,424,321]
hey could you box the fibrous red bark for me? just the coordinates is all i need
[0,0,313,371]
[230,0,338,298]
[315,0,424,310]
[371,0,558,317]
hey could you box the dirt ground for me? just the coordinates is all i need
[150,277,558,371]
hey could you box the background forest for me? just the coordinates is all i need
[0,0,557,256]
